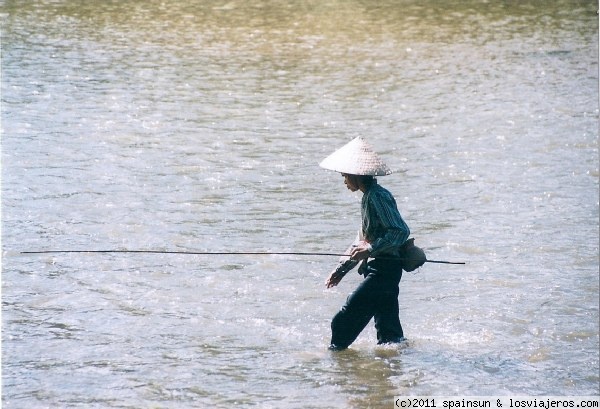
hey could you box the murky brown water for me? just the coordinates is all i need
[2,1,598,407]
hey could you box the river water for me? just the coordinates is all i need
[1,0,598,407]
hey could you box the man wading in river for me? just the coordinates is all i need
[321,136,410,351]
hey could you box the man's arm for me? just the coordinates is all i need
[325,236,361,288]
[325,258,357,288]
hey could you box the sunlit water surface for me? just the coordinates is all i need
[2,1,598,407]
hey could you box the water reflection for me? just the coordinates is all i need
[329,346,407,407]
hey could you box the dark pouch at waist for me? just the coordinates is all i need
[398,238,426,272]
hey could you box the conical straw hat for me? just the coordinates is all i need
[319,136,392,176]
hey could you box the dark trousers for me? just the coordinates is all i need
[330,259,404,350]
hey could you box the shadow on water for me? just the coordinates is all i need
[327,344,409,409]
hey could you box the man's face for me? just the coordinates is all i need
[342,173,359,192]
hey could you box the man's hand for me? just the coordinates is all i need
[350,242,371,261]
[325,269,345,288]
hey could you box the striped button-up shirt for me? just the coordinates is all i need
[335,181,410,275]
[361,181,410,257]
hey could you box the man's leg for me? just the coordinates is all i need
[373,271,404,344]
[329,276,377,350]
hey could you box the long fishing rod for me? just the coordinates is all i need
[19,249,465,265]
